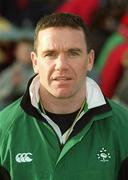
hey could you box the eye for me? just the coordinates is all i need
[43,51,57,59]
[68,49,81,57]
[44,52,54,57]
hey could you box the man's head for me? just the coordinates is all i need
[34,13,92,53]
[31,12,94,102]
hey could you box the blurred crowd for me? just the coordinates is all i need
[0,0,128,110]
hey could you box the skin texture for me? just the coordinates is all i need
[31,27,94,113]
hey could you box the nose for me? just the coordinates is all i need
[55,54,69,71]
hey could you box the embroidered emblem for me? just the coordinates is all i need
[97,147,111,162]
[15,153,33,163]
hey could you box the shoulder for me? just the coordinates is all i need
[0,98,22,119]
[107,99,128,132]
[108,99,128,116]
[106,100,128,152]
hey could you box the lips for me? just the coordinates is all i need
[52,76,72,80]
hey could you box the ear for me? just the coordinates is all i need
[87,49,95,71]
[31,51,39,74]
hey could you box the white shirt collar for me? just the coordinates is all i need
[86,77,106,109]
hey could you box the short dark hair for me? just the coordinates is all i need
[34,13,92,53]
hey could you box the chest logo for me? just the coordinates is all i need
[15,153,33,163]
[97,147,111,162]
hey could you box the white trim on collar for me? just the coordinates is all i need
[29,75,40,109]
[86,77,106,109]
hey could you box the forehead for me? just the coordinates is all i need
[37,27,87,50]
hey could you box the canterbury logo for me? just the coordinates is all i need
[15,153,33,163]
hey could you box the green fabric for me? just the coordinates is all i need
[0,99,128,180]
[95,33,124,73]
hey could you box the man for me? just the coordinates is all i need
[0,13,128,180]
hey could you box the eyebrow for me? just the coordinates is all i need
[42,49,56,55]
[67,48,82,53]
[42,48,82,54]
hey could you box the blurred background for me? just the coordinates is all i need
[0,0,128,110]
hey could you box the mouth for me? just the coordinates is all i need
[52,76,72,81]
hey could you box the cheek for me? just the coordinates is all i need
[39,65,47,78]
[39,71,48,87]
[39,63,52,82]
[77,66,88,81]
[74,62,87,75]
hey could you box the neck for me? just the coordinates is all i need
[39,87,86,114]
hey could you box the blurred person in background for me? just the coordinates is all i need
[95,13,128,77]
[0,12,128,180]
[56,0,100,28]
[87,5,123,82]
[0,45,8,71]
[91,5,125,60]
[0,40,16,72]
[0,16,16,72]
[99,42,128,99]
[98,14,128,105]
[112,50,128,107]
[0,38,34,110]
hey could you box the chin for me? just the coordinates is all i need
[58,93,76,99]
[52,92,73,99]
[50,87,75,99]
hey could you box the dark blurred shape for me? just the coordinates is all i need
[118,158,128,180]
[0,166,11,180]
[0,0,63,27]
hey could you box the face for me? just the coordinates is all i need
[31,27,94,99]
